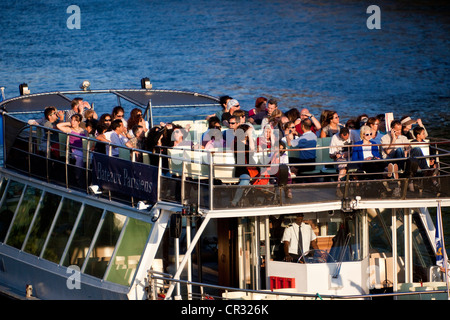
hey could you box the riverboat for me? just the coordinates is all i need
[0,83,449,300]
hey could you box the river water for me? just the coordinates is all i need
[0,0,449,241]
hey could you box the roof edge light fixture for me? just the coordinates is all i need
[19,83,30,96]
[141,77,152,89]
[80,80,91,91]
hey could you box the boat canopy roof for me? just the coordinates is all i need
[0,89,220,113]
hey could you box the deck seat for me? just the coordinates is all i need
[318,137,337,174]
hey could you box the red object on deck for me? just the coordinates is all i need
[270,276,295,290]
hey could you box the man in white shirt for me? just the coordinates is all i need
[380,120,410,159]
[282,213,319,262]
[329,127,351,181]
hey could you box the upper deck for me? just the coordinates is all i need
[1,88,449,216]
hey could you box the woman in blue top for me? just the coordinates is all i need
[351,125,394,178]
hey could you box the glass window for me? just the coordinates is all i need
[62,205,104,269]
[0,180,25,242]
[106,217,152,286]
[268,211,362,263]
[42,198,82,264]
[24,192,62,256]
[6,186,42,249]
[83,211,125,279]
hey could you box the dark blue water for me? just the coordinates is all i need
[1,0,450,244]
[1,0,449,131]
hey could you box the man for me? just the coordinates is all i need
[109,119,128,157]
[286,118,317,172]
[296,108,321,135]
[261,98,281,129]
[282,213,319,262]
[380,120,410,160]
[223,115,239,149]
[38,106,64,156]
[221,99,241,126]
[65,98,97,123]
[329,127,351,181]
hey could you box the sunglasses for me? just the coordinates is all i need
[229,122,237,125]
[365,133,372,136]
[104,118,111,121]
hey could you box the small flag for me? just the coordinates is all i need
[436,211,445,267]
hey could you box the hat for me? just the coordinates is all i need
[401,117,416,126]
[226,99,240,111]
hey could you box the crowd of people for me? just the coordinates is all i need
[30,95,438,196]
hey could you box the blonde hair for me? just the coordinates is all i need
[360,125,372,139]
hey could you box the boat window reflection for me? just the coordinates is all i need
[42,198,82,263]
[62,205,104,269]
[23,192,62,256]
[84,211,125,279]
[0,180,25,242]
[105,217,152,286]
[6,185,42,249]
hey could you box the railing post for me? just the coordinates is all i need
[208,151,213,210]
[46,129,51,182]
[64,133,69,189]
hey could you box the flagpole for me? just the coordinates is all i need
[437,200,450,300]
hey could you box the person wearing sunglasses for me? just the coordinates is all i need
[351,125,397,179]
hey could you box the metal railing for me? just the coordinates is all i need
[146,270,450,300]
[2,113,450,210]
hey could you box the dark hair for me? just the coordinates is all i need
[268,98,278,106]
[110,119,123,131]
[208,116,221,128]
[346,119,356,129]
[301,118,312,130]
[112,106,124,118]
[285,108,300,122]
[255,97,267,109]
[44,106,57,120]
[132,125,143,137]
[391,120,402,128]
[339,127,349,136]
[413,126,424,137]
[70,97,83,109]
[96,122,110,135]
[70,113,82,123]
[219,95,232,109]
[366,117,378,127]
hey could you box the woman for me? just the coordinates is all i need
[248,97,268,125]
[320,111,342,138]
[127,108,148,138]
[351,125,396,178]
[57,113,87,167]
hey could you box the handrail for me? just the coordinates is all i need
[2,113,450,211]
[147,271,450,300]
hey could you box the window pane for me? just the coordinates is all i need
[6,186,42,249]
[42,198,82,263]
[0,181,25,242]
[24,193,62,256]
[62,205,104,269]
[84,211,125,279]
[106,217,152,286]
